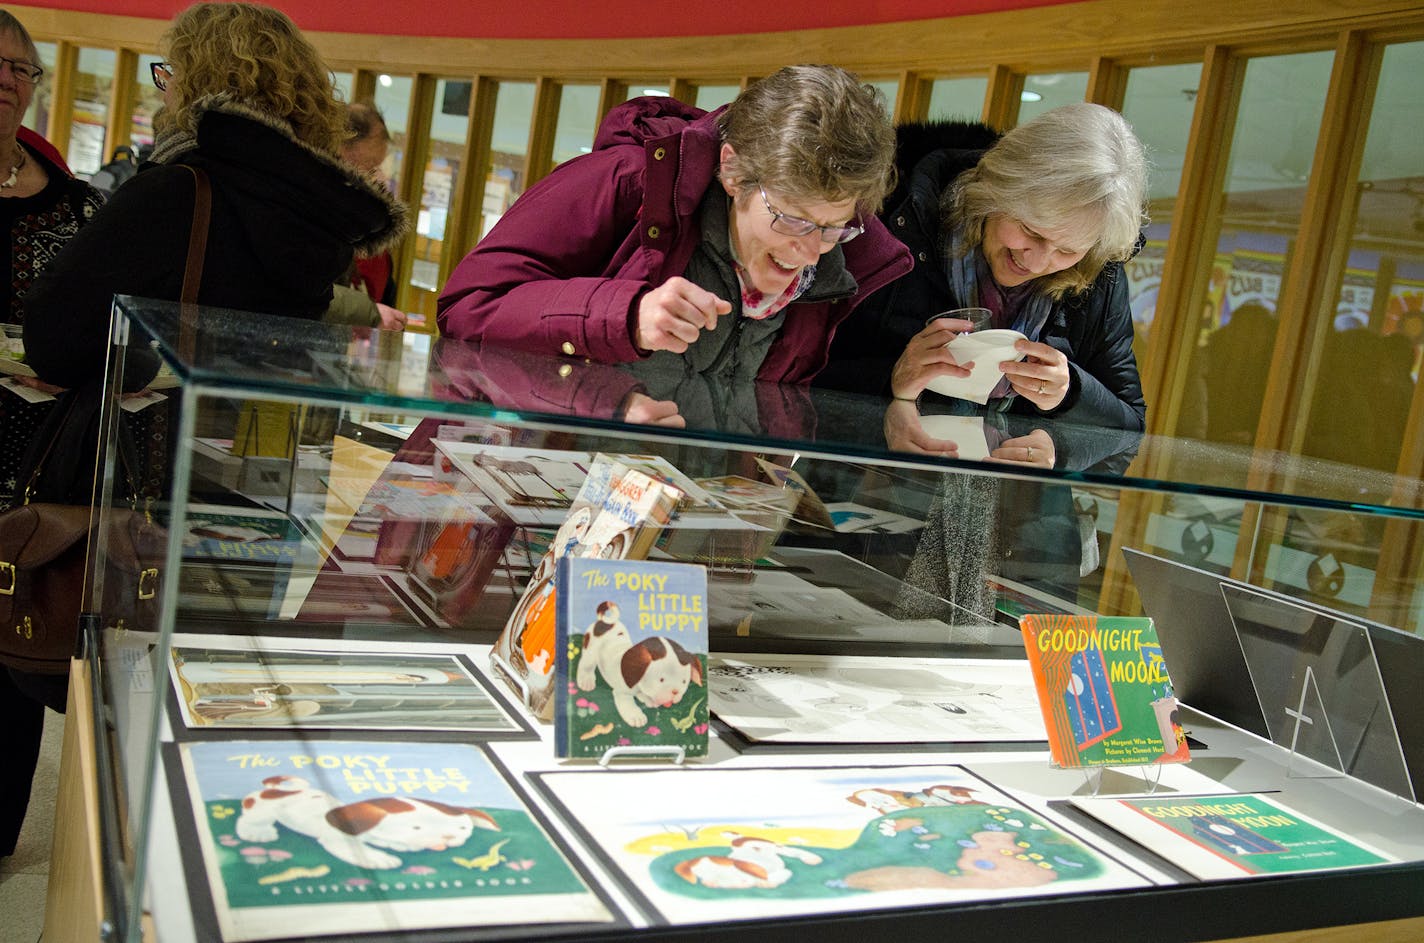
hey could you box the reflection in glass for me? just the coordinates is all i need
[1303,41,1424,474]
[482,81,534,241]
[1018,71,1087,123]
[129,53,165,153]
[1179,51,1333,449]
[552,84,599,166]
[1120,62,1201,375]
[927,76,987,122]
[406,77,475,315]
[371,74,412,199]
[626,85,668,100]
[70,46,116,177]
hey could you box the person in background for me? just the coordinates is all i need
[89,144,138,195]
[823,102,1148,433]
[0,7,108,862]
[7,0,405,856]
[329,100,407,330]
[438,64,912,408]
[23,0,407,392]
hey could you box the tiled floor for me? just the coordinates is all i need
[0,709,63,943]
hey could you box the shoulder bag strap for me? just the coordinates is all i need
[178,165,211,359]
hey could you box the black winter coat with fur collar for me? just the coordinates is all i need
[23,98,407,390]
[819,120,1146,432]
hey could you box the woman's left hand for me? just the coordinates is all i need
[988,428,1055,467]
[1000,338,1070,411]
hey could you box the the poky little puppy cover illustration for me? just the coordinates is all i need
[533,764,1149,926]
[555,556,709,759]
[176,740,613,941]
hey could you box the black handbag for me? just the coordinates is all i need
[0,165,210,673]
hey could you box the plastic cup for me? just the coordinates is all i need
[926,306,992,332]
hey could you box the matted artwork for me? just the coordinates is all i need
[168,639,527,735]
[172,739,618,942]
[709,653,1046,746]
[531,764,1149,926]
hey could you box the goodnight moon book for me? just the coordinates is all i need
[173,739,615,941]
[1019,614,1191,769]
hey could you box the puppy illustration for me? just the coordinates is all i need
[846,784,982,813]
[235,775,499,870]
[578,602,703,727]
[674,833,822,889]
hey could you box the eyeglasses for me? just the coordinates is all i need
[0,56,42,85]
[151,61,174,92]
[759,185,863,244]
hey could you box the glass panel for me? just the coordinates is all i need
[371,73,412,199]
[1018,70,1087,123]
[626,84,668,100]
[70,46,116,177]
[406,77,475,321]
[1178,51,1333,447]
[22,41,56,134]
[694,84,739,110]
[127,53,164,155]
[331,70,353,104]
[1306,40,1424,468]
[552,83,599,166]
[481,80,535,241]
[1120,62,1203,378]
[927,76,988,122]
[867,79,898,116]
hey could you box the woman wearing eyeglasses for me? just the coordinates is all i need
[438,65,912,393]
[22,2,406,393]
[821,103,1148,433]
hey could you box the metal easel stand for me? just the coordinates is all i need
[598,745,687,767]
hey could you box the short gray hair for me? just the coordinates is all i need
[946,102,1148,299]
[718,65,896,213]
[0,11,40,70]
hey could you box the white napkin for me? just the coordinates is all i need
[924,328,1026,405]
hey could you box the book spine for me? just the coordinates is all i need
[553,554,572,757]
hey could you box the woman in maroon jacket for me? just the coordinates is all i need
[438,65,911,394]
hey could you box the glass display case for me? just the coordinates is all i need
[81,295,1424,942]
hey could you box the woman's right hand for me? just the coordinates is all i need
[635,277,732,354]
[884,398,959,457]
[890,318,975,400]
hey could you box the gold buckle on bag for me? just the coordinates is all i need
[138,567,159,600]
[0,561,13,596]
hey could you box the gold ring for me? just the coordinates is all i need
[1027,446,1035,460]
[1037,382,1046,395]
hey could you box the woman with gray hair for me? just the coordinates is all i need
[438,65,912,402]
[823,102,1148,431]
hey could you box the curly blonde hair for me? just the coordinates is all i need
[154,2,345,153]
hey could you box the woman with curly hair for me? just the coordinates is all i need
[23,1,407,390]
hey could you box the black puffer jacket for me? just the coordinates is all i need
[821,120,1146,432]
[24,96,408,389]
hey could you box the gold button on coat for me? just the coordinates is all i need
[647,225,660,239]
[558,364,573,377]
[653,146,666,160]
[561,341,576,355]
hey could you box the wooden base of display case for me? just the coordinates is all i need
[44,657,103,942]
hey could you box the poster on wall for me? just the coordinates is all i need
[171,739,619,941]
[531,763,1150,926]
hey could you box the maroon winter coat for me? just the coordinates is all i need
[437,97,912,385]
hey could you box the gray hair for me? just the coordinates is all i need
[946,102,1148,299]
[0,11,40,71]
[718,64,896,213]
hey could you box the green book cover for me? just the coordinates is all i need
[555,556,708,759]
[1071,792,1395,878]
[1019,614,1190,768]
[177,739,613,940]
